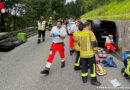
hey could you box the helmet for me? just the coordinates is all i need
[41,16,44,19]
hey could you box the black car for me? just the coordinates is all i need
[87,20,118,47]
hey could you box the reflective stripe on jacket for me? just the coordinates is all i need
[78,29,98,58]
[73,31,80,51]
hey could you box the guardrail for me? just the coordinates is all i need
[0,27,37,43]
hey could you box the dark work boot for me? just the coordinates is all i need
[40,67,50,75]
[74,66,80,71]
[82,77,88,83]
[42,38,45,42]
[37,39,40,44]
[61,61,65,68]
[91,77,101,86]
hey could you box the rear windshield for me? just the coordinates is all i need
[92,20,116,31]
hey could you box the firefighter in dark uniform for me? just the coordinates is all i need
[78,22,101,86]
[73,25,84,70]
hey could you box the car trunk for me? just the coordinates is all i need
[92,20,118,47]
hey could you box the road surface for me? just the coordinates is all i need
[0,31,130,90]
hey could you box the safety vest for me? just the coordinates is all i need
[48,19,52,24]
[73,31,80,51]
[79,30,97,58]
[38,21,45,31]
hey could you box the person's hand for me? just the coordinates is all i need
[51,33,60,37]
[111,41,114,44]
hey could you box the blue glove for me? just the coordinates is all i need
[111,41,114,44]
[51,33,60,37]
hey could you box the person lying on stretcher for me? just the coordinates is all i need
[105,34,117,51]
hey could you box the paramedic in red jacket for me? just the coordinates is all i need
[69,21,80,55]
[40,20,67,75]
[105,34,117,51]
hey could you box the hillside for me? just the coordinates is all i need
[81,0,130,20]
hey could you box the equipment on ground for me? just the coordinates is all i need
[0,42,15,52]
[121,51,130,79]
[97,48,107,58]
[96,61,107,76]
[12,40,23,47]
[17,33,27,43]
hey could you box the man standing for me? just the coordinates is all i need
[40,20,66,75]
[73,25,84,70]
[37,16,46,44]
[48,17,52,31]
[78,18,83,25]
[69,21,80,55]
[78,22,101,86]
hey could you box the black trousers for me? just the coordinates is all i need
[38,30,45,40]
[81,56,96,78]
[75,51,80,67]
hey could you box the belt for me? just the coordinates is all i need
[53,42,64,44]
[69,34,73,36]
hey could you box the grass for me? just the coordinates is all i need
[81,0,130,20]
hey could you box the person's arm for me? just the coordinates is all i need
[70,30,74,33]
[49,33,53,37]
[106,37,111,43]
[111,39,114,44]
[59,28,67,39]
[70,25,75,33]
[59,35,66,39]
[90,32,98,51]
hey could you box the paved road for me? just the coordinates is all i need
[0,31,130,90]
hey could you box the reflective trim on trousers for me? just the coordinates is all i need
[90,64,96,77]
[81,73,88,77]
[75,57,80,67]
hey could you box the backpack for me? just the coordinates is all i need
[121,52,130,79]
[97,49,107,58]
[96,61,107,76]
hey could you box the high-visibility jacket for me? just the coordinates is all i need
[38,21,46,31]
[73,31,80,51]
[78,29,98,58]
[124,55,130,75]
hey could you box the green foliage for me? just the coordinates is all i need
[2,0,69,32]
[81,0,130,20]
